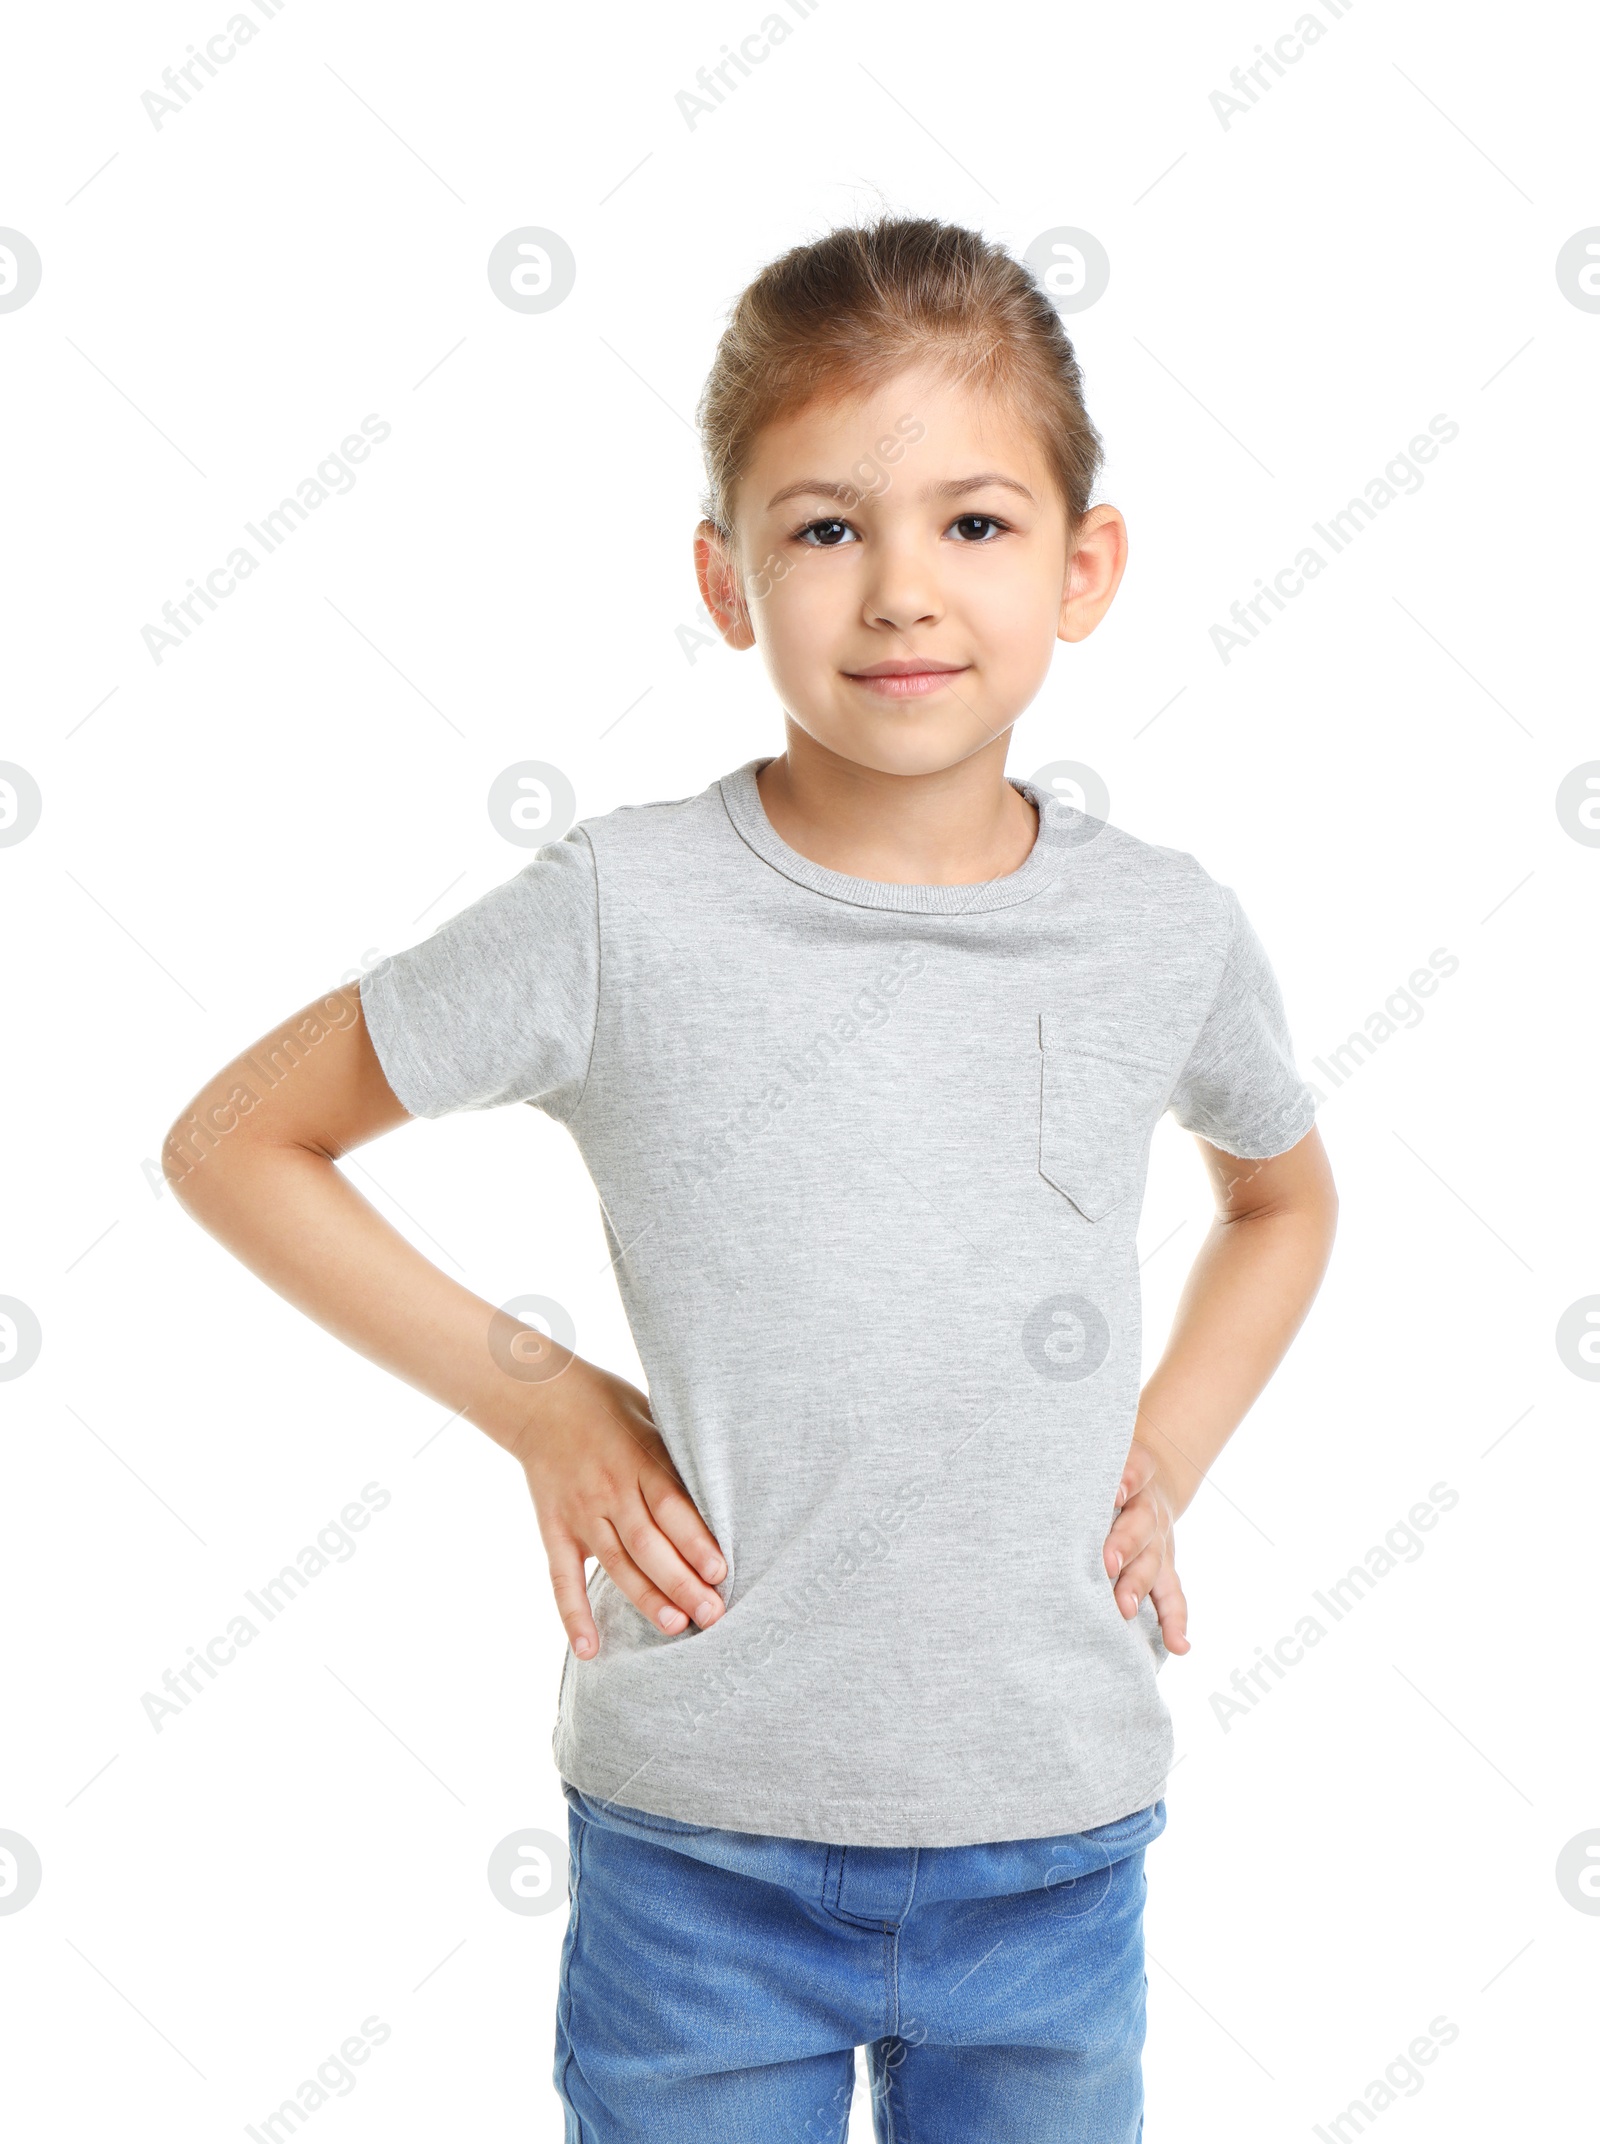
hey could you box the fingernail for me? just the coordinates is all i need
[696,1599,722,1623]
[1108,1553,1122,1579]
[704,1558,727,1582]
[658,1605,684,1630]
[574,1634,594,1657]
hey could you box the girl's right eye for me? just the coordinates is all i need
[794,518,859,547]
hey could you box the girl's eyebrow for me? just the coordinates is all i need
[765,472,1036,509]
[926,473,1037,503]
[766,479,860,508]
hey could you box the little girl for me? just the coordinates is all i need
[168,216,1337,2141]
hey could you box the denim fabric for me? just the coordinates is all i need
[553,1785,1165,2141]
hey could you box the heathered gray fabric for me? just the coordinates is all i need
[359,756,1316,1846]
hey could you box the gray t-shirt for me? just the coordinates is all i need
[359,757,1316,1847]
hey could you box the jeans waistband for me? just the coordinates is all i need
[562,1781,1165,1916]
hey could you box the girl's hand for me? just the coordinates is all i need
[513,1357,727,1659]
[1103,1437,1190,1655]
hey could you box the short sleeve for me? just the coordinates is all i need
[358,825,600,1122]
[1167,882,1317,1160]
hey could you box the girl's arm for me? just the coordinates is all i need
[1102,1125,1339,1651]
[162,986,728,1658]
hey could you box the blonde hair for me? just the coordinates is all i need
[697,216,1104,539]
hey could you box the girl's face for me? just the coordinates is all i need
[696,362,1127,778]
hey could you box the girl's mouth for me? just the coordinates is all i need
[843,661,970,699]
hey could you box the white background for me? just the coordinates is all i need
[3,0,1597,2136]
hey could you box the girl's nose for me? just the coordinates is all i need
[861,542,943,633]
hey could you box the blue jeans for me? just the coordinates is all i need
[553,1786,1165,2142]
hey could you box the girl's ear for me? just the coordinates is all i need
[694,520,757,651]
[1058,504,1129,644]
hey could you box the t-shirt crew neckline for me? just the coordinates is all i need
[718,756,1068,916]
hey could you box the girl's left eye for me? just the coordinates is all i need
[948,514,1007,542]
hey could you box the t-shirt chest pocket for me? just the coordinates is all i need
[1037,1013,1175,1222]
